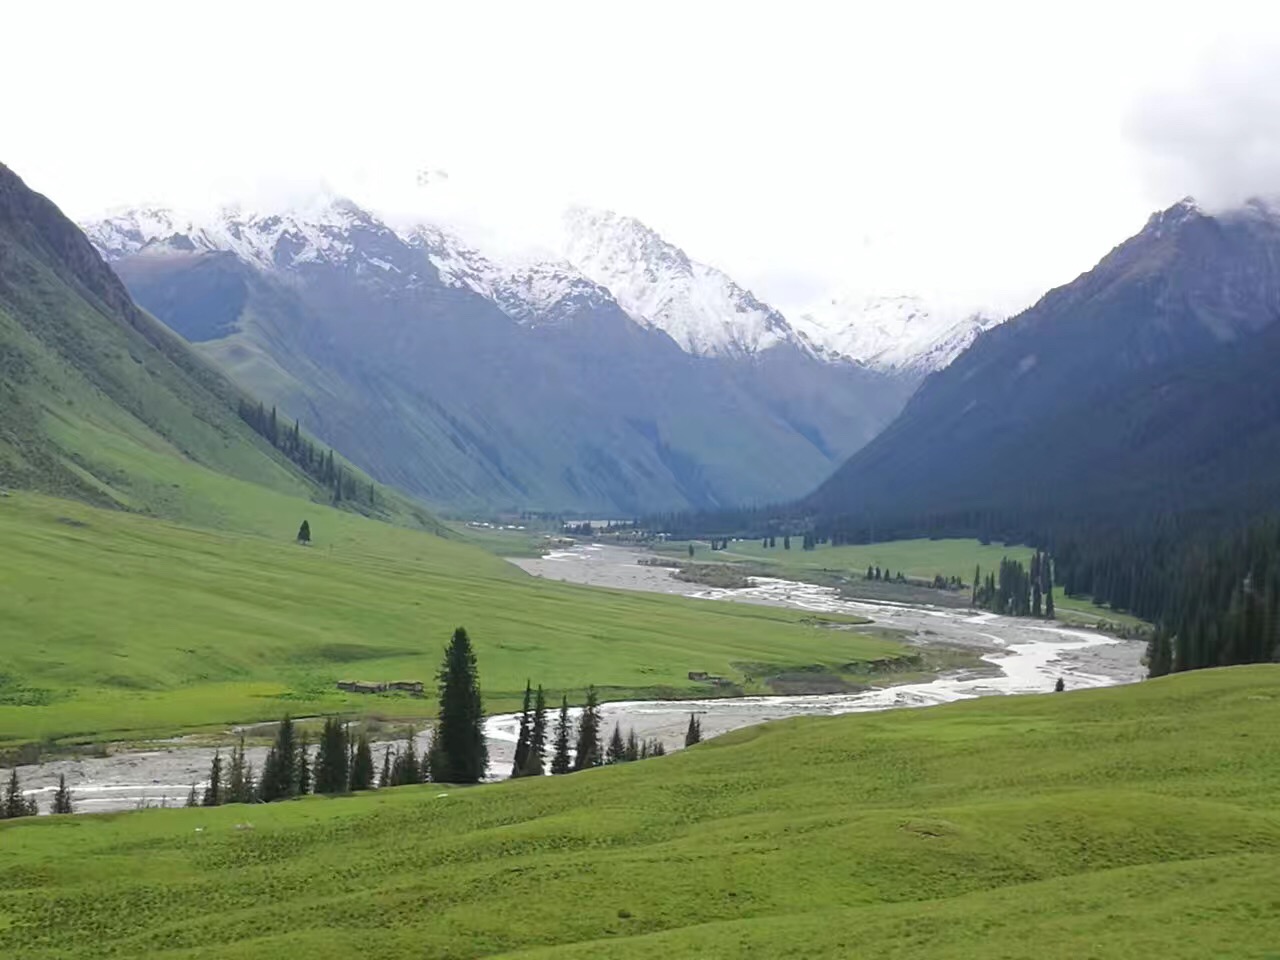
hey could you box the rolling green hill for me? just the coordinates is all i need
[1,666,1277,957]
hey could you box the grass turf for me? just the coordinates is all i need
[0,665,1276,957]
[0,492,900,747]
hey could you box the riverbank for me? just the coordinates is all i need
[10,545,1144,814]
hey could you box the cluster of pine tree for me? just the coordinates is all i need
[237,400,373,506]
[971,552,1055,618]
[708,538,730,551]
[190,626,491,808]
[512,685,672,776]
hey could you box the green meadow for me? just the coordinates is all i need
[660,537,1148,628]
[1,666,1277,958]
[0,493,900,748]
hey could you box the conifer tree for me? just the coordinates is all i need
[606,723,626,764]
[202,751,223,807]
[226,736,249,803]
[51,774,74,814]
[512,681,533,778]
[391,727,420,785]
[380,745,393,788]
[432,627,487,784]
[297,733,312,795]
[684,712,703,747]
[783,535,791,550]
[523,685,549,777]
[551,695,572,774]
[258,716,299,802]
[573,687,603,771]
[185,784,199,808]
[314,717,350,794]
[2,769,35,818]
[625,728,640,762]
[1045,557,1056,619]
[972,565,980,606]
[297,520,311,544]
[350,733,376,791]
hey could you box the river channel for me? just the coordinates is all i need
[12,544,1145,813]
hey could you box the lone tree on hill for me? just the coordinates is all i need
[688,543,695,558]
[296,520,311,544]
[51,774,74,814]
[685,713,703,747]
[551,695,572,774]
[573,687,603,771]
[432,627,487,783]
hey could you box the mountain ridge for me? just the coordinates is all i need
[86,199,915,514]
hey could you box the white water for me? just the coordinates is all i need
[11,546,1144,813]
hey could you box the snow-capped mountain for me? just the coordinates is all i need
[405,225,619,328]
[560,207,808,360]
[82,198,914,515]
[84,196,414,275]
[792,295,1004,373]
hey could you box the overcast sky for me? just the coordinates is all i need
[6,0,1280,316]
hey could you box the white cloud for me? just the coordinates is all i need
[1127,38,1280,211]
[5,0,1280,317]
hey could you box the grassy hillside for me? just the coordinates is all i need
[0,492,899,747]
[1,667,1277,957]
[0,162,431,536]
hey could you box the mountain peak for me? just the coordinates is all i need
[560,205,801,359]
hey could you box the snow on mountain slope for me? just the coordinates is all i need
[405,224,619,327]
[87,200,998,372]
[792,295,1003,373]
[84,196,402,274]
[560,207,806,359]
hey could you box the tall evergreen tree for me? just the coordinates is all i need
[297,733,312,795]
[684,712,703,747]
[51,774,74,814]
[258,716,299,802]
[606,723,626,764]
[512,680,533,777]
[1045,557,1056,619]
[432,627,487,784]
[551,695,572,775]
[972,565,980,606]
[297,520,311,544]
[625,728,640,763]
[226,736,249,803]
[185,784,198,808]
[522,685,549,777]
[314,717,350,794]
[350,733,376,791]
[391,727,420,786]
[202,751,223,807]
[379,744,393,788]
[2,769,36,818]
[572,687,603,771]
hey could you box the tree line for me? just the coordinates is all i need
[649,494,1280,677]
[237,400,374,507]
